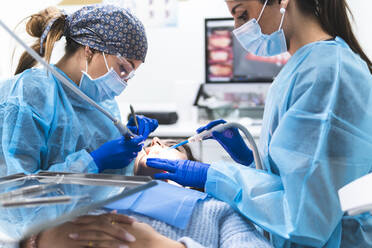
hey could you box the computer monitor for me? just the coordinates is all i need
[205,17,290,83]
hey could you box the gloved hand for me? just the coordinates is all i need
[127,115,158,140]
[90,135,144,172]
[146,158,210,189]
[197,119,254,166]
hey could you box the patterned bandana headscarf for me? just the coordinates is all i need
[42,4,148,62]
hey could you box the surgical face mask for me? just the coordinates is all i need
[79,52,128,102]
[233,0,287,57]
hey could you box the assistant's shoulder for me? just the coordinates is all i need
[2,68,59,117]
[286,38,372,114]
[16,67,57,91]
[298,37,371,81]
[288,38,371,100]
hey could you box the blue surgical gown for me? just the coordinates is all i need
[0,65,124,176]
[205,37,372,247]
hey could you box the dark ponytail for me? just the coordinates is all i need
[15,7,66,75]
[261,0,371,73]
[297,0,372,73]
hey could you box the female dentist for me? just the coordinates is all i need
[147,0,372,247]
[0,5,158,176]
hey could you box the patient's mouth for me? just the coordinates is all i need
[144,147,150,155]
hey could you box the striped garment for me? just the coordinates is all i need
[1,197,273,248]
[127,197,273,248]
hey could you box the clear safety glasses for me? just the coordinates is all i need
[116,54,136,81]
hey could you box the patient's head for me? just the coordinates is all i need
[134,137,197,177]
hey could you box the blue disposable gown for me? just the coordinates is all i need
[205,37,372,247]
[0,65,124,176]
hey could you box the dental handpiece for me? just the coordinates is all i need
[168,127,217,150]
[168,122,264,170]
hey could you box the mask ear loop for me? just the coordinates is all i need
[102,52,110,72]
[278,8,286,31]
[116,54,136,81]
[85,60,88,73]
[257,0,269,22]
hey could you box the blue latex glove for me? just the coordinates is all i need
[197,119,254,166]
[146,158,210,189]
[90,135,144,172]
[127,115,158,140]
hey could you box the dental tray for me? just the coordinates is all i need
[0,172,157,240]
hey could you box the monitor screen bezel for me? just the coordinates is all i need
[204,17,274,84]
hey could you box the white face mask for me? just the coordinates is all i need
[233,0,287,57]
[79,52,128,102]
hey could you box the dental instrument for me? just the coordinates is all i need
[1,195,72,208]
[167,125,217,150]
[130,105,139,130]
[0,19,134,139]
[130,104,147,154]
[168,122,264,170]
[0,183,59,201]
[168,140,189,150]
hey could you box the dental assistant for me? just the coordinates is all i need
[147,0,372,247]
[0,5,158,176]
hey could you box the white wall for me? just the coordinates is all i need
[116,0,232,120]
[0,0,59,78]
[347,0,372,58]
[112,0,372,120]
[0,0,371,119]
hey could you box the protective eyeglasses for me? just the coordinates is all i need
[116,54,136,81]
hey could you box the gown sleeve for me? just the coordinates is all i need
[1,101,98,176]
[0,71,98,176]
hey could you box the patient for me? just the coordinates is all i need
[133,137,196,178]
[16,138,272,248]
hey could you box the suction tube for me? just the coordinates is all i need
[212,122,264,170]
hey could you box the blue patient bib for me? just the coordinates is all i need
[104,180,208,229]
